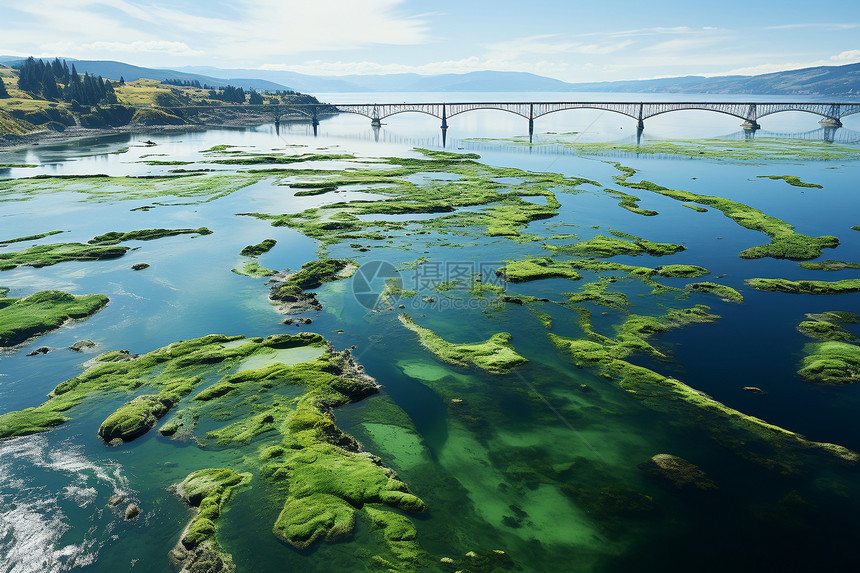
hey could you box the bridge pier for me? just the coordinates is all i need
[819,117,842,128]
[528,104,535,143]
[441,105,449,147]
[742,120,761,131]
[371,118,382,128]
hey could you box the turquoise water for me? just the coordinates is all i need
[1,110,860,573]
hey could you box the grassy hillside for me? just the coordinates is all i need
[0,67,318,139]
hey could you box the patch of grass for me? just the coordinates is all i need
[0,290,109,347]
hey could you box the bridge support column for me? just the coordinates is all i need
[819,117,842,128]
[441,105,448,148]
[371,118,382,127]
[741,120,760,131]
[528,104,534,143]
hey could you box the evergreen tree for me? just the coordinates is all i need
[0,75,8,98]
[41,67,59,99]
[103,80,118,104]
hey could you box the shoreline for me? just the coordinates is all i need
[0,116,298,153]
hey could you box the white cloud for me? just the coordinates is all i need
[764,23,857,31]
[43,40,203,57]
[4,0,429,64]
[831,49,860,62]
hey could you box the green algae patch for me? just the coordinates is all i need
[398,313,527,373]
[0,242,130,270]
[565,277,629,311]
[611,164,839,260]
[0,290,109,347]
[88,227,212,245]
[798,260,860,271]
[0,173,266,205]
[242,149,594,249]
[550,307,859,469]
[555,137,860,161]
[683,204,708,213]
[603,188,658,216]
[239,239,277,256]
[685,282,744,303]
[757,175,823,189]
[232,259,277,278]
[798,341,860,384]
[0,333,316,439]
[747,278,860,295]
[0,230,65,245]
[0,330,439,570]
[797,312,860,343]
[171,468,251,573]
[496,257,582,283]
[548,229,685,258]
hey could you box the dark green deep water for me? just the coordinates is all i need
[1,110,860,573]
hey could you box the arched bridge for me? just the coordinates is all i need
[332,101,860,132]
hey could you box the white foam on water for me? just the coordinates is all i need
[0,434,133,572]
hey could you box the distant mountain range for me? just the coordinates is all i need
[2,56,859,97]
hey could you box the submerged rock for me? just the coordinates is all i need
[639,454,717,491]
[26,346,51,356]
[68,339,97,352]
[124,503,140,520]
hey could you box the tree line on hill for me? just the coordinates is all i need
[162,78,301,105]
[13,57,117,106]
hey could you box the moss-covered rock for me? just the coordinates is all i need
[747,278,860,295]
[638,454,717,491]
[270,258,357,313]
[0,242,130,271]
[89,227,212,245]
[0,290,109,347]
[239,239,277,257]
[496,257,582,282]
[798,341,860,384]
[797,311,860,342]
[98,381,193,442]
[398,313,527,373]
[171,468,251,573]
[798,260,860,271]
[685,282,744,303]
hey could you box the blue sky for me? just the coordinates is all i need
[2,0,858,81]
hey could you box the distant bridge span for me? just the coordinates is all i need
[331,101,860,132]
[152,101,860,141]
